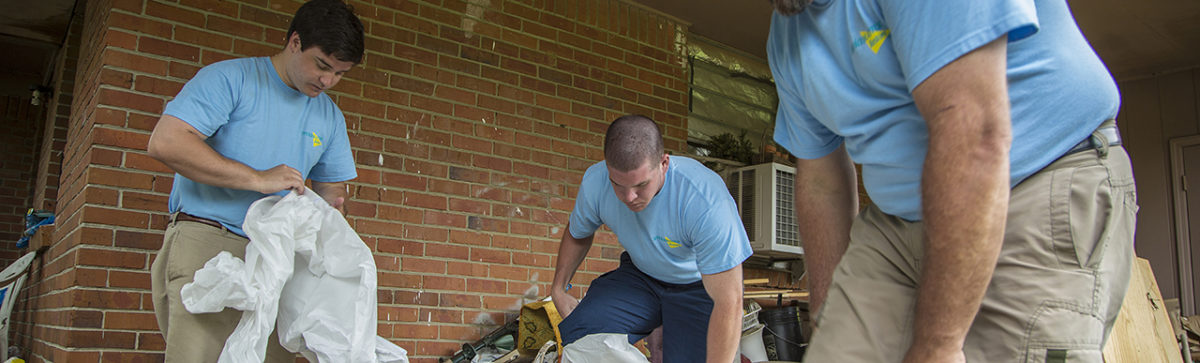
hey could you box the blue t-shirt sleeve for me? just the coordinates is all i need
[688,181,753,275]
[768,17,843,160]
[308,111,358,182]
[568,164,605,239]
[879,0,1039,91]
[162,62,241,136]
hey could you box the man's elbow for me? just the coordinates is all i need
[146,136,168,162]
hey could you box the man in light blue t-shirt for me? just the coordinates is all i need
[550,115,753,363]
[767,0,1137,361]
[146,1,362,361]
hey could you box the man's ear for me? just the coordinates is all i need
[287,33,302,52]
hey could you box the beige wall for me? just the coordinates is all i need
[1116,67,1200,302]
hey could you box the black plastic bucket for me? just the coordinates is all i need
[759,306,805,361]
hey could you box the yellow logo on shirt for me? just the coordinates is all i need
[852,22,890,54]
[305,131,322,147]
[656,236,681,248]
[861,29,890,54]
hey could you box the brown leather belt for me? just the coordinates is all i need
[171,212,229,232]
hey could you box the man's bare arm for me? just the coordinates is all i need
[147,115,304,194]
[701,264,743,363]
[793,144,858,319]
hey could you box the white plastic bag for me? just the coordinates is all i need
[560,334,650,363]
[180,189,407,363]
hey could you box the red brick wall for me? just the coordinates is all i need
[15,0,694,361]
[0,97,43,261]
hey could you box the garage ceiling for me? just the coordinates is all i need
[0,0,1194,98]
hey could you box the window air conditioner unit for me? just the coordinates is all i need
[726,162,803,257]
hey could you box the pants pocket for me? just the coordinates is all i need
[1025,347,1103,363]
[1023,303,1105,363]
[1049,163,1113,269]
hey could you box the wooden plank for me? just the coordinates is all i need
[743,292,809,299]
[1102,258,1185,363]
[743,278,770,285]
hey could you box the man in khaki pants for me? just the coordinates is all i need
[146,1,363,361]
[766,0,1137,361]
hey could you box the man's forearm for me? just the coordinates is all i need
[793,145,858,317]
[907,37,1011,361]
[701,265,744,363]
[705,299,741,363]
[551,223,593,292]
[913,137,1008,355]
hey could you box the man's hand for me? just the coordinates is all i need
[551,288,580,318]
[254,164,304,194]
[312,181,350,214]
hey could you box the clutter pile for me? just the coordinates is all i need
[443,298,562,363]
[1184,315,1199,362]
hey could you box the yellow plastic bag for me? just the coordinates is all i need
[518,299,565,355]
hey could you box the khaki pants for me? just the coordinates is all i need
[151,220,294,363]
[804,142,1137,362]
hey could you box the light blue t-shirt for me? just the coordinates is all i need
[568,156,753,284]
[768,0,1120,221]
[163,57,357,236]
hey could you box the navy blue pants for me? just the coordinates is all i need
[558,253,714,363]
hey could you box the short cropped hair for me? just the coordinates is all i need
[603,115,664,172]
[287,0,365,64]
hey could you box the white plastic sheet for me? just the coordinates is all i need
[181,189,407,363]
[560,334,650,363]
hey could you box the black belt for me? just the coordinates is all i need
[171,212,229,232]
[1064,125,1121,156]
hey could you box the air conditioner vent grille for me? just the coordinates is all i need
[725,163,803,256]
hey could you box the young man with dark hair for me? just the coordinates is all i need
[551,115,753,363]
[147,1,363,361]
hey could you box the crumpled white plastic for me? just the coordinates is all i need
[560,334,650,363]
[180,189,408,363]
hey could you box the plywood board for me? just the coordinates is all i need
[1102,258,1184,363]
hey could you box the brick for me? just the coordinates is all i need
[121,191,168,212]
[470,248,511,264]
[448,197,488,215]
[81,205,149,228]
[411,94,454,115]
[74,268,108,288]
[146,1,205,28]
[101,30,136,52]
[434,85,474,105]
[376,238,424,256]
[206,16,265,40]
[456,128,502,152]
[401,257,446,274]
[109,269,151,289]
[88,168,153,190]
[446,258,490,277]
[465,278,506,294]
[426,243,468,261]
[108,13,171,39]
[422,275,466,291]
[77,248,146,269]
[99,69,134,90]
[240,5,291,30]
[133,75,185,98]
[439,293,482,309]
[471,154,513,173]
[103,50,169,76]
[73,289,142,310]
[180,0,238,17]
[102,311,156,330]
[114,230,163,251]
[98,89,164,115]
